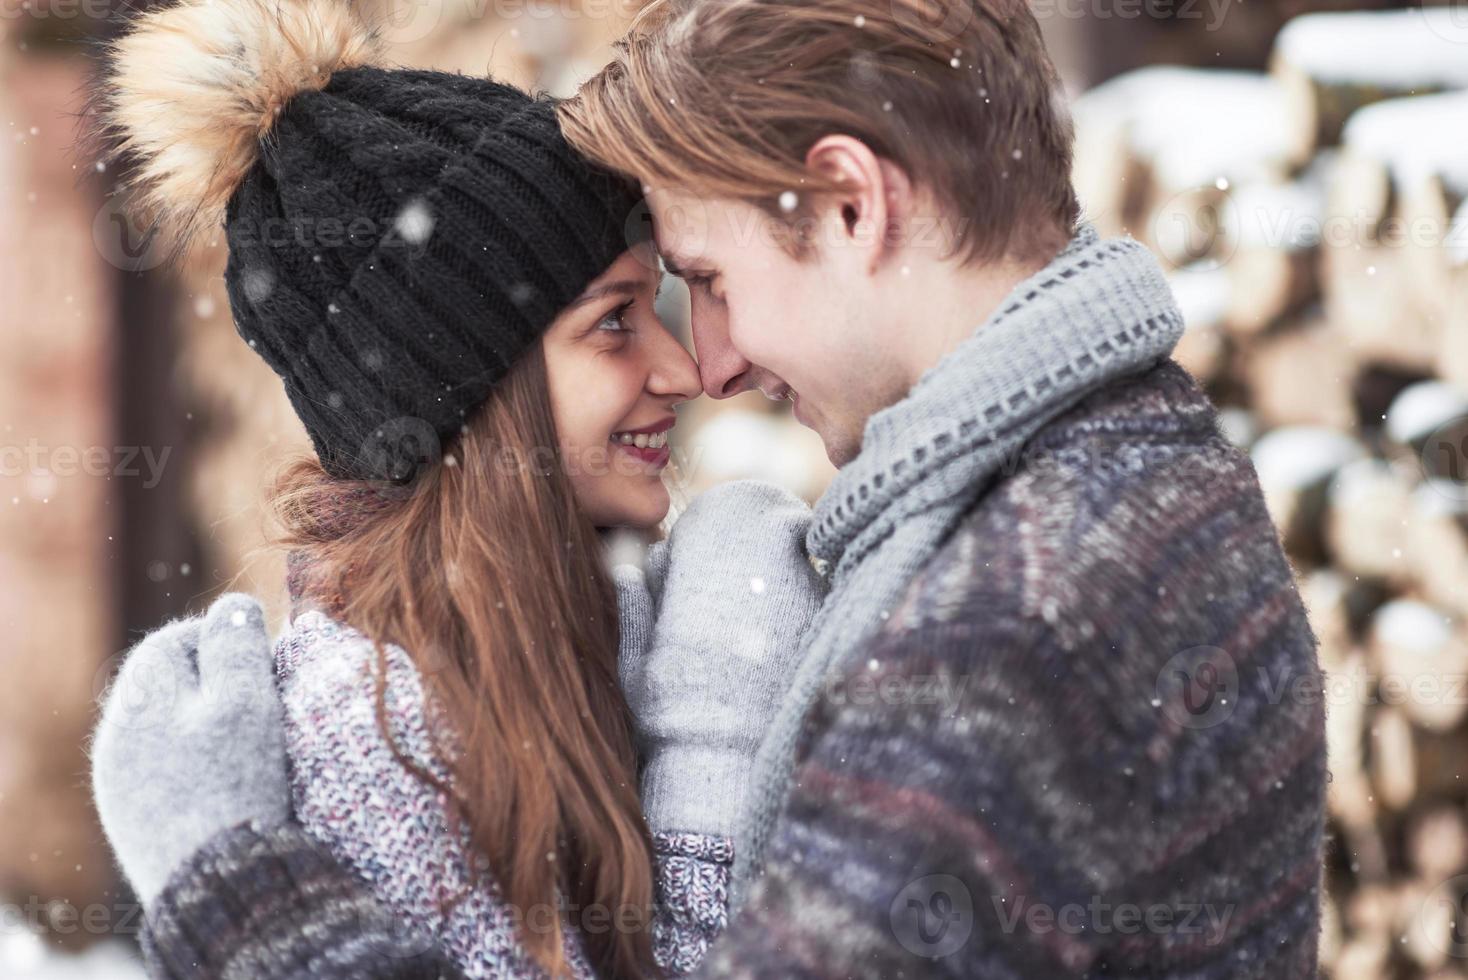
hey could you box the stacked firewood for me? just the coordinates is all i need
[1071,8,1468,977]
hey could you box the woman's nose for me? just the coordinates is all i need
[646,327,703,403]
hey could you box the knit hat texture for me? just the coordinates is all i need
[100,0,644,482]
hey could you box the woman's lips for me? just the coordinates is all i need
[613,440,672,468]
[611,418,674,468]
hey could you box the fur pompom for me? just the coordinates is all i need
[101,0,384,254]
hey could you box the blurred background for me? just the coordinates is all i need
[2,0,1467,976]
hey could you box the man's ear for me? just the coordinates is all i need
[804,134,912,274]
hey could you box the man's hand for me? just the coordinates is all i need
[91,593,291,905]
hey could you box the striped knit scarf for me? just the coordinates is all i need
[733,223,1188,904]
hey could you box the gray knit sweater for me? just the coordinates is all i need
[138,226,1326,977]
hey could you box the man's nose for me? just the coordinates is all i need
[701,354,755,399]
[691,308,754,399]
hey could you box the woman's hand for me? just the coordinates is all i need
[615,480,828,839]
[91,593,291,905]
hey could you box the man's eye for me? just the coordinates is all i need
[686,274,714,293]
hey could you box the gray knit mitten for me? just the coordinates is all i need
[616,480,827,839]
[91,593,291,905]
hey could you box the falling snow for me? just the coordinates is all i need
[241,267,274,304]
[394,199,434,245]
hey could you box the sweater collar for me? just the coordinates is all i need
[807,224,1187,577]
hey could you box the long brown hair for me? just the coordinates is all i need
[269,344,657,978]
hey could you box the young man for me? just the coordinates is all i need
[99,0,1327,976]
[555,3,1326,975]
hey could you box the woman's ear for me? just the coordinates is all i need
[804,134,912,274]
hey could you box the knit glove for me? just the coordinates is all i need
[91,593,291,906]
[616,480,827,839]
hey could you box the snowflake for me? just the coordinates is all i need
[241,267,274,304]
[394,199,435,245]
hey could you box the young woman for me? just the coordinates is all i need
[86,0,825,977]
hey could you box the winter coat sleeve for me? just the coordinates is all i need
[136,820,734,979]
[138,820,459,980]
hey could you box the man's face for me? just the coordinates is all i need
[650,188,908,467]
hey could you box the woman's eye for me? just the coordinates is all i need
[596,302,634,334]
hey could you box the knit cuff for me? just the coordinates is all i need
[651,831,733,977]
[140,820,453,980]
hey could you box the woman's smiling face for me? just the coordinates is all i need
[541,245,703,529]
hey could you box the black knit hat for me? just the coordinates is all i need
[102,0,644,483]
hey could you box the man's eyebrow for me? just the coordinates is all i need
[659,250,710,278]
[564,279,642,311]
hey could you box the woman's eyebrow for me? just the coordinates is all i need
[564,280,641,311]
